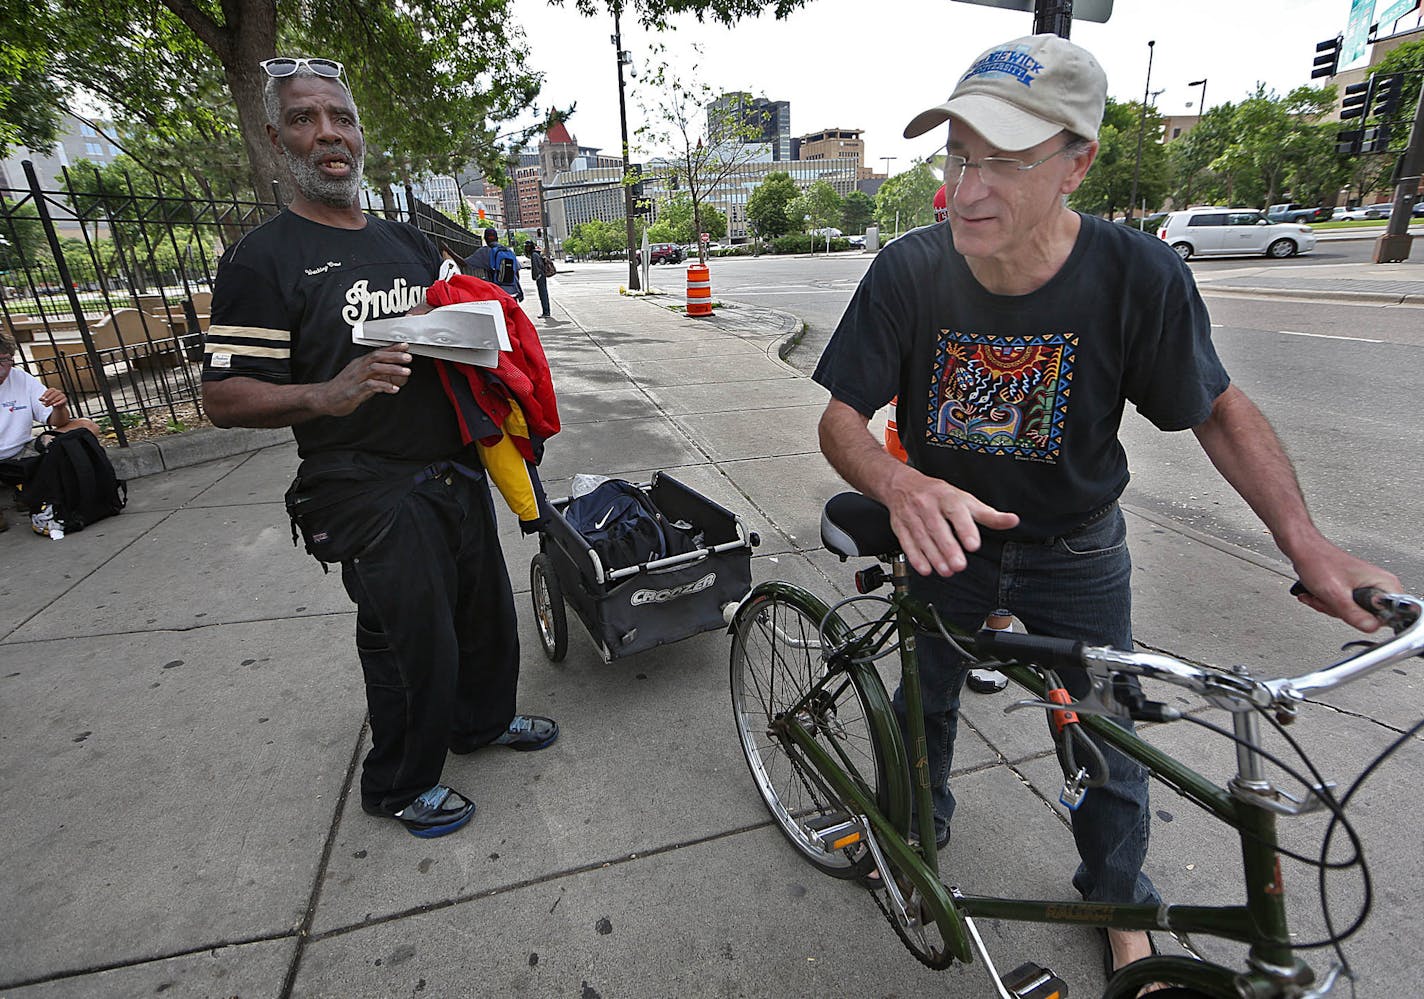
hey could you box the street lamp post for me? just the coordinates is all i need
[1128,40,1156,227]
[612,3,640,291]
[1187,78,1208,118]
[880,156,896,178]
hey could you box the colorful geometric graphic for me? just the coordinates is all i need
[923,331,1077,463]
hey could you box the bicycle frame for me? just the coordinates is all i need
[770,554,1320,997]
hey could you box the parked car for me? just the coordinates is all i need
[649,242,684,265]
[1333,204,1392,221]
[846,234,866,248]
[1156,207,1317,260]
[1266,203,1330,224]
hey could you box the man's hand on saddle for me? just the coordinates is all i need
[883,464,1019,577]
[1291,541,1402,633]
[321,342,413,417]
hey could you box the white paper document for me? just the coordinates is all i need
[352,301,509,367]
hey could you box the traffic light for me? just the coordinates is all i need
[1363,124,1392,154]
[1336,129,1363,155]
[1340,80,1371,120]
[1372,74,1403,118]
[1312,36,1342,79]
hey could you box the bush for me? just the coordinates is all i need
[768,235,855,254]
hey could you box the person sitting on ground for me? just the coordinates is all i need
[0,333,103,531]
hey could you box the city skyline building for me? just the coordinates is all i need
[707,92,792,162]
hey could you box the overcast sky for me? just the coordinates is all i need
[505,0,1423,170]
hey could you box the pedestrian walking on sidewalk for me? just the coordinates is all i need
[201,56,557,840]
[812,32,1398,986]
[525,240,553,319]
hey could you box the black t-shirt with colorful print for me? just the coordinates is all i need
[813,213,1230,540]
[203,210,459,463]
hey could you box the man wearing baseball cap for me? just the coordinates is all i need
[813,33,1396,986]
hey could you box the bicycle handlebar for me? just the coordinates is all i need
[975,591,1424,711]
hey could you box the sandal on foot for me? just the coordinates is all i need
[368,785,475,838]
[491,714,559,751]
[1099,933,1156,984]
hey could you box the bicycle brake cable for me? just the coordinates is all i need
[1178,710,1372,955]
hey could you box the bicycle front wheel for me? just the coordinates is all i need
[730,584,905,878]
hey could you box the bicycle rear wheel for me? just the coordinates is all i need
[730,584,906,878]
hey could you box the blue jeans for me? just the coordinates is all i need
[892,504,1160,906]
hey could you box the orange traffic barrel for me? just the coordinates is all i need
[686,263,713,317]
[884,396,908,462]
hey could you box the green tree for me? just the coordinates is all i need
[0,26,65,156]
[798,179,844,232]
[1069,97,1167,220]
[874,162,941,234]
[1209,83,1335,209]
[1168,103,1237,209]
[636,43,768,262]
[840,190,875,235]
[3,1,543,199]
[746,171,798,239]
[652,193,726,243]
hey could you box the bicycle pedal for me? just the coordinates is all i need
[803,812,864,851]
[1003,961,1068,999]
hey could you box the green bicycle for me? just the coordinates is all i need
[728,491,1423,998]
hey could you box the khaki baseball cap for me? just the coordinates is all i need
[903,34,1107,150]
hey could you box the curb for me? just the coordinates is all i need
[1196,284,1424,305]
[107,426,292,481]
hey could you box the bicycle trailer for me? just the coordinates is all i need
[529,471,757,662]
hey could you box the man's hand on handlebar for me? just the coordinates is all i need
[1291,542,1402,633]
[883,463,1019,577]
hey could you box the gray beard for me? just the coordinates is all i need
[283,142,363,208]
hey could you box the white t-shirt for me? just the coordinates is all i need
[0,367,54,460]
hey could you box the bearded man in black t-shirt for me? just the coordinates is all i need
[814,34,1398,984]
[202,58,558,841]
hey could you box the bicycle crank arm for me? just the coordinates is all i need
[952,890,1067,999]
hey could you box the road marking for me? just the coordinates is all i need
[1277,329,1383,343]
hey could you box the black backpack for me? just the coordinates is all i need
[564,479,695,572]
[25,428,127,531]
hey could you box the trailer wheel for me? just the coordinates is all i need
[530,553,568,662]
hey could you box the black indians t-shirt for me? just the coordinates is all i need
[813,214,1230,539]
[202,210,460,464]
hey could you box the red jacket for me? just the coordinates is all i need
[425,275,560,459]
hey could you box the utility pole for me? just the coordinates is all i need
[1128,40,1156,226]
[880,156,897,178]
[612,3,640,291]
[1375,78,1424,263]
[1032,0,1074,38]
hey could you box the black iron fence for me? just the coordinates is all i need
[1,161,477,447]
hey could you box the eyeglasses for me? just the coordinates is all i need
[945,144,1077,187]
[260,57,344,80]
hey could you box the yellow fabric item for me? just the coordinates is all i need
[476,398,540,525]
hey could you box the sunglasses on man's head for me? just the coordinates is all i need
[260,57,344,79]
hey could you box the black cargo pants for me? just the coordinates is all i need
[340,468,519,815]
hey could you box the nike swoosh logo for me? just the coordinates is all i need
[594,506,616,530]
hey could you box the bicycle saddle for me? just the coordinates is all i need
[821,492,902,559]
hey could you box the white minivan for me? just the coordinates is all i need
[1156,207,1317,261]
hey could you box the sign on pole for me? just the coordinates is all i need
[1341,0,1376,72]
[1375,0,1419,28]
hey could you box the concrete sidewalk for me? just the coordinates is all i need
[2,278,1420,998]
